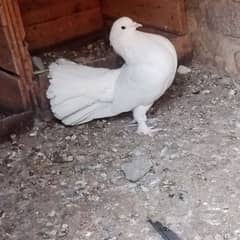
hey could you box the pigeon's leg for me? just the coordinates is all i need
[133,105,154,136]
[128,119,138,127]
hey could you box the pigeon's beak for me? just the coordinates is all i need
[134,22,143,29]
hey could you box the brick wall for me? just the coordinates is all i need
[187,0,240,79]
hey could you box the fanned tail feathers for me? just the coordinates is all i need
[47,58,120,125]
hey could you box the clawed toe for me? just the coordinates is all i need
[137,126,161,136]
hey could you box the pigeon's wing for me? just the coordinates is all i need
[47,59,121,125]
[111,62,172,114]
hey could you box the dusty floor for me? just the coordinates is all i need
[1,63,240,240]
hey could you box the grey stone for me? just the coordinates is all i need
[121,157,153,182]
[58,223,69,237]
[177,65,192,75]
[32,56,45,71]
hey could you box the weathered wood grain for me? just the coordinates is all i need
[0,0,34,111]
[0,70,24,112]
[19,0,101,26]
[101,0,187,35]
[0,26,17,72]
[139,26,193,62]
[18,0,104,50]
[25,8,103,50]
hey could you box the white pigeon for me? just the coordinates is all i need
[47,17,178,136]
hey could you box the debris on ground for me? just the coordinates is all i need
[36,38,122,68]
[177,65,192,75]
[1,63,240,240]
[32,56,45,71]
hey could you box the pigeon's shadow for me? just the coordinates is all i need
[149,73,189,117]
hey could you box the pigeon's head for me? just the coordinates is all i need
[109,17,142,56]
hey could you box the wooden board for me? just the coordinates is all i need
[18,0,104,50]
[0,26,17,72]
[101,0,187,35]
[171,34,193,63]
[0,4,20,73]
[0,0,34,112]
[25,8,103,50]
[0,70,24,111]
[139,27,193,62]
[18,0,101,26]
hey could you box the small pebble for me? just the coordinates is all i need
[67,155,74,162]
[32,56,45,70]
[58,224,69,237]
[29,131,37,137]
[202,89,211,94]
[215,234,224,240]
[160,146,168,158]
[112,148,118,153]
[177,65,192,74]
[85,231,93,237]
[229,89,237,97]
[48,210,56,217]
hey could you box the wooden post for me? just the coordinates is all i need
[0,0,34,112]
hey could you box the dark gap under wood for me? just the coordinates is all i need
[0,66,19,77]
[0,111,33,141]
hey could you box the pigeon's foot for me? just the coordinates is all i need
[128,119,138,127]
[133,105,156,136]
[137,125,160,136]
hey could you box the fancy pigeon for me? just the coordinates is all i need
[47,17,178,135]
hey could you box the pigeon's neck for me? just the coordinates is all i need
[119,45,139,65]
[116,31,151,65]
[112,32,139,64]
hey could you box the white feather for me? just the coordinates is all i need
[47,58,121,124]
[47,17,178,133]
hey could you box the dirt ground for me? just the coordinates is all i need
[1,62,240,240]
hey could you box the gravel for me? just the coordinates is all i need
[1,62,240,239]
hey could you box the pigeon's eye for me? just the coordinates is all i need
[121,26,126,30]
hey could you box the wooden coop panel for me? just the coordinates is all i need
[0,4,19,73]
[101,0,187,35]
[0,27,17,73]
[18,0,104,50]
[0,71,24,111]
[0,0,33,112]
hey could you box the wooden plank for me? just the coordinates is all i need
[0,4,19,73]
[101,0,187,35]
[0,70,24,112]
[171,34,193,63]
[139,27,193,62]
[9,0,34,99]
[25,8,103,50]
[19,0,101,26]
[0,0,34,111]
[0,26,16,72]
